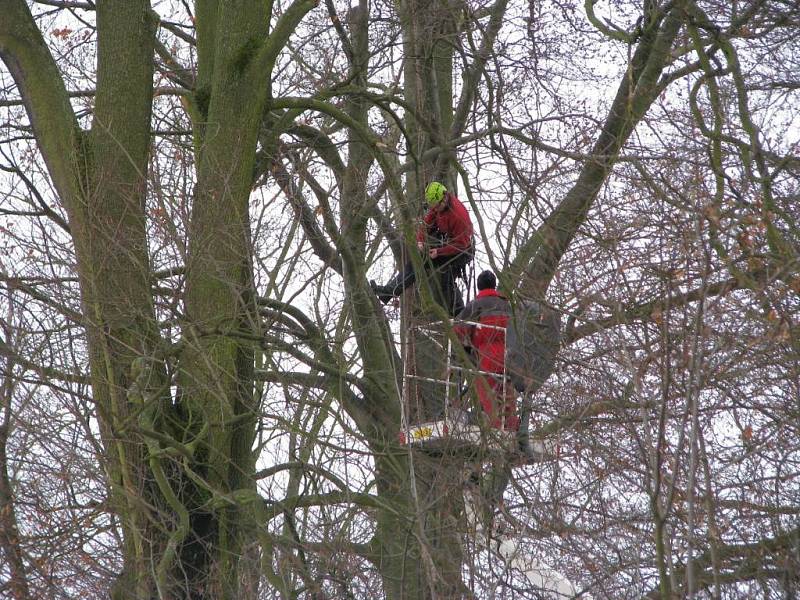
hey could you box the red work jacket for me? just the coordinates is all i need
[455,289,510,374]
[416,192,473,257]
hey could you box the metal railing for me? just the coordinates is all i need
[401,319,513,444]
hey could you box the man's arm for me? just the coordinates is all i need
[454,305,475,346]
[456,299,476,322]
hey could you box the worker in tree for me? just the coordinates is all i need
[455,270,519,430]
[371,181,474,316]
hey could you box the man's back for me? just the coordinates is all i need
[457,288,510,373]
[417,193,473,257]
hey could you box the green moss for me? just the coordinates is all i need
[194,85,211,119]
[231,37,261,76]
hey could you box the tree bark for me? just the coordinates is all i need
[2,2,165,597]
[1,0,318,597]
[176,1,317,596]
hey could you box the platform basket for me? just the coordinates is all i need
[400,319,517,454]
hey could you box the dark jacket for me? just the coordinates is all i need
[416,192,473,257]
[455,288,510,373]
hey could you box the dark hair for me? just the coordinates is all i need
[477,270,496,291]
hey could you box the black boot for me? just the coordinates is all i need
[371,264,416,304]
[370,280,394,304]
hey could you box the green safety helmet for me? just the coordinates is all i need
[425,181,447,206]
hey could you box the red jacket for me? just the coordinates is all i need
[416,192,473,257]
[455,289,509,373]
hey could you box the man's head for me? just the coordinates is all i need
[425,181,447,207]
[477,270,496,291]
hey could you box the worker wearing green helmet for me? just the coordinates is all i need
[371,181,474,315]
[425,181,447,205]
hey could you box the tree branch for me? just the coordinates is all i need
[0,0,83,207]
[645,526,800,598]
[507,5,682,300]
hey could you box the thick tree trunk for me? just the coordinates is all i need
[175,1,319,596]
[367,3,473,597]
[1,3,166,598]
[88,5,171,597]
[2,0,317,597]
[371,450,469,600]
[176,1,274,595]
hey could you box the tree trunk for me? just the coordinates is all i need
[370,3,473,597]
[1,0,317,597]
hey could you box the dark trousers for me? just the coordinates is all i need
[385,252,470,316]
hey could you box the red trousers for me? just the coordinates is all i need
[476,375,519,431]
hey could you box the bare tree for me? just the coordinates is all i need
[1,0,799,598]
